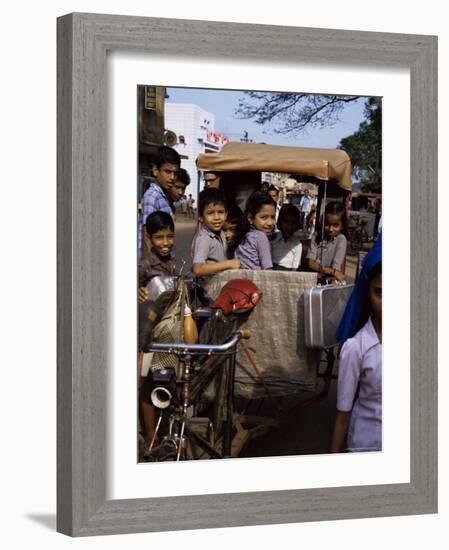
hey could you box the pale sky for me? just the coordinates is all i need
[166,86,369,149]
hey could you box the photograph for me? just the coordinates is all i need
[1,0,443,544]
[136,85,383,463]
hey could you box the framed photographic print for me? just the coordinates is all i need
[135,83,381,465]
[57,13,437,536]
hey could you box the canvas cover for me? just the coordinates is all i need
[196,142,352,191]
[140,280,188,378]
[205,269,319,399]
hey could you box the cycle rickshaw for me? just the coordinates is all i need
[139,142,355,461]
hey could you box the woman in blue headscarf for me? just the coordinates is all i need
[330,234,382,453]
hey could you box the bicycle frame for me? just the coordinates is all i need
[144,331,249,461]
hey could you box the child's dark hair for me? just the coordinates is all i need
[198,188,227,216]
[246,191,276,219]
[226,204,244,226]
[316,200,347,244]
[232,191,276,249]
[225,205,245,257]
[278,204,300,230]
[357,262,382,333]
[145,210,175,235]
[153,146,180,169]
[268,184,279,195]
[178,167,191,187]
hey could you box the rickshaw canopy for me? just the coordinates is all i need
[196,142,352,191]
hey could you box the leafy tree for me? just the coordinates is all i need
[338,98,382,192]
[235,92,360,135]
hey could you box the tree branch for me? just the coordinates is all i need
[235,92,360,135]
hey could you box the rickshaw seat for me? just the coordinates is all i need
[206,269,319,399]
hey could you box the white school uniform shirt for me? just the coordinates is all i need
[270,231,303,270]
[337,317,382,452]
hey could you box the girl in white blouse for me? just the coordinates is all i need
[270,204,303,271]
[330,252,382,453]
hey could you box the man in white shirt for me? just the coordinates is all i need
[298,189,312,229]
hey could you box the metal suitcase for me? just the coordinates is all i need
[304,284,355,349]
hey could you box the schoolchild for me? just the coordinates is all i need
[138,210,179,351]
[138,146,180,258]
[223,205,244,259]
[270,203,303,271]
[168,167,191,215]
[138,211,178,295]
[137,211,178,453]
[306,201,347,282]
[330,234,382,453]
[192,188,240,277]
[267,184,281,222]
[234,191,276,270]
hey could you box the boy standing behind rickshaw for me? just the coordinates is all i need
[138,146,180,258]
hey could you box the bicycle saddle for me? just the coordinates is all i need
[210,278,262,315]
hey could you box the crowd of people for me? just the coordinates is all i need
[138,147,347,279]
[191,187,347,279]
[137,145,382,457]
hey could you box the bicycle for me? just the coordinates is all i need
[142,329,251,461]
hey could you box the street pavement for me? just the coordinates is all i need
[172,213,197,273]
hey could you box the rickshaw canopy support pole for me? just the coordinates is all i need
[223,354,237,458]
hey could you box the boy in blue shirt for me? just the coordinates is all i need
[138,146,180,258]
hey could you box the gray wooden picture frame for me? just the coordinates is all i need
[57,12,438,537]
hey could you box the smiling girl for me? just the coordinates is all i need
[270,203,303,271]
[234,191,276,270]
[307,201,347,282]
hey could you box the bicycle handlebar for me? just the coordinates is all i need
[147,330,251,356]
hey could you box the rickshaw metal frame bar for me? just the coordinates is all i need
[147,331,244,354]
[185,426,224,460]
[223,354,236,458]
[57,13,437,536]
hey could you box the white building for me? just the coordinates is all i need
[165,103,229,202]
